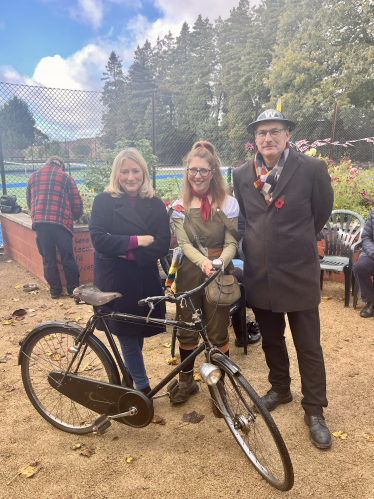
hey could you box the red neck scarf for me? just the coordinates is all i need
[191,186,211,223]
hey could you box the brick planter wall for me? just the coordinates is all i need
[0,213,93,285]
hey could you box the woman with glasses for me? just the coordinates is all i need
[169,141,239,406]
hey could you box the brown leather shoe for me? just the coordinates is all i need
[169,371,199,404]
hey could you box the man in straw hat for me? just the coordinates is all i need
[233,109,334,449]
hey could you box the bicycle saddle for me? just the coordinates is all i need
[72,285,122,306]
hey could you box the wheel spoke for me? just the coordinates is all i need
[21,327,117,434]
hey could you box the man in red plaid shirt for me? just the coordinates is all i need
[27,156,83,299]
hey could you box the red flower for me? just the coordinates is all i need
[164,201,171,207]
[174,204,183,212]
[275,199,284,209]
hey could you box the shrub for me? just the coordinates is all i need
[83,139,158,194]
[77,192,95,225]
[328,158,374,219]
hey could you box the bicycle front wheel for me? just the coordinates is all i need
[21,325,120,434]
[211,364,294,491]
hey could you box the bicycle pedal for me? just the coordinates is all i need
[167,379,179,398]
[96,421,111,435]
[93,414,111,434]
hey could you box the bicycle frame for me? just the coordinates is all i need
[69,271,224,399]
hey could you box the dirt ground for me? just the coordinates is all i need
[0,256,374,499]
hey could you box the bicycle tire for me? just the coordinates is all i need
[21,325,120,434]
[211,361,294,491]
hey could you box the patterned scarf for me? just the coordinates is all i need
[191,186,211,222]
[165,246,183,294]
[254,143,290,204]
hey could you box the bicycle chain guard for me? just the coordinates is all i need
[48,371,154,428]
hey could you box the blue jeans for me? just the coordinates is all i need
[116,333,149,390]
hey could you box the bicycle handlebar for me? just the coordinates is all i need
[138,260,223,307]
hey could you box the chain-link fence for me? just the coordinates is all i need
[1,81,374,209]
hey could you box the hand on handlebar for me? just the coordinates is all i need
[137,235,155,247]
[201,258,224,277]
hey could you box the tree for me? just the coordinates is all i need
[101,51,127,148]
[240,0,286,103]
[268,0,374,107]
[0,96,35,149]
[72,143,92,158]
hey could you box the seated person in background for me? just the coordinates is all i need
[231,211,261,347]
[353,208,374,318]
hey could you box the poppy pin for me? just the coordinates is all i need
[174,204,184,212]
[164,201,171,207]
[275,196,285,211]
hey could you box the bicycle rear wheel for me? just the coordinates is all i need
[21,325,120,434]
[211,363,294,491]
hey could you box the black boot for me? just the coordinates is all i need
[360,301,374,318]
[232,312,261,347]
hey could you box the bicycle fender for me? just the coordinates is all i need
[211,352,241,375]
[18,321,84,365]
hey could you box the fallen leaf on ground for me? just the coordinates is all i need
[80,446,95,457]
[39,305,47,309]
[193,373,202,381]
[19,462,42,478]
[7,260,12,263]
[162,343,171,348]
[362,432,374,442]
[182,411,205,424]
[5,385,15,392]
[126,457,134,463]
[52,354,61,361]
[166,357,179,365]
[76,317,83,321]
[12,309,27,317]
[70,443,82,450]
[12,298,20,302]
[29,314,36,317]
[111,436,119,441]
[15,286,21,289]
[3,321,12,325]
[152,414,166,425]
[332,430,348,439]
[7,462,42,484]
[322,296,332,300]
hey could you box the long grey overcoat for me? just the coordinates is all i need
[233,148,334,312]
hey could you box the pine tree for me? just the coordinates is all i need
[0,96,35,150]
[100,51,128,148]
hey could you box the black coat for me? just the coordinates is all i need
[89,192,171,336]
[233,148,334,312]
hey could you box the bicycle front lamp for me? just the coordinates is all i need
[199,363,221,385]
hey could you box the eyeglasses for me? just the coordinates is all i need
[255,128,286,138]
[187,168,212,177]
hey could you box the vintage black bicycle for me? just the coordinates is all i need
[19,259,294,491]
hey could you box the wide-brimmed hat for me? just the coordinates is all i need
[247,109,296,134]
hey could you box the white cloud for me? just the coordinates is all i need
[69,0,104,30]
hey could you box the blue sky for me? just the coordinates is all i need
[1,0,244,91]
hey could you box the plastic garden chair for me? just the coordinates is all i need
[319,210,365,307]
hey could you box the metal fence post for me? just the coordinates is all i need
[329,105,338,160]
[0,134,7,195]
[152,91,156,190]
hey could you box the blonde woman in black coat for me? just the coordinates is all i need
[89,149,170,395]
